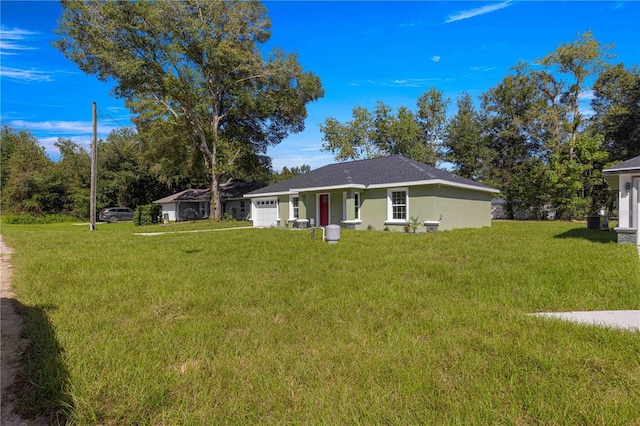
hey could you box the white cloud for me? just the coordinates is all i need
[0,41,36,53]
[0,66,52,82]
[431,55,441,63]
[400,20,423,29]
[388,78,440,88]
[38,136,91,154]
[445,1,513,24]
[0,28,39,55]
[0,28,39,38]
[270,153,334,172]
[348,79,377,87]
[579,89,595,101]
[580,107,595,118]
[9,119,117,135]
[469,66,496,72]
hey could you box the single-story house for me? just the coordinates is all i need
[153,188,210,222]
[244,155,500,231]
[154,181,265,222]
[603,155,640,245]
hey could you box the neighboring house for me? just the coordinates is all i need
[221,181,266,220]
[154,188,210,222]
[603,155,640,245]
[244,155,499,231]
[154,181,266,222]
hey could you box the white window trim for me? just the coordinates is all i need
[354,192,361,221]
[289,195,299,221]
[386,187,409,224]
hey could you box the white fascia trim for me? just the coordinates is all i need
[603,168,640,174]
[290,184,366,193]
[244,191,298,198]
[367,179,500,194]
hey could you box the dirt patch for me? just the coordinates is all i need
[1,237,28,425]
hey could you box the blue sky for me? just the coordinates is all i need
[1,1,639,171]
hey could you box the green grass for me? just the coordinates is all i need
[2,221,639,425]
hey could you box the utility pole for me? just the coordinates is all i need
[89,102,97,231]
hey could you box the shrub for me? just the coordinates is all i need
[408,215,420,233]
[1,213,76,224]
[133,204,162,226]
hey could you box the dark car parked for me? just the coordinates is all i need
[98,207,134,223]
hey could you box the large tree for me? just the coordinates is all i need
[591,64,640,162]
[534,32,614,218]
[55,138,91,217]
[0,127,62,215]
[319,106,380,161]
[54,0,323,219]
[416,87,449,166]
[320,88,448,165]
[97,127,166,209]
[537,31,613,160]
[481,67,546,219]
[443,93,489,181]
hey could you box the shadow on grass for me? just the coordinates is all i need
[554,227,618,244]
[5,300,74,425]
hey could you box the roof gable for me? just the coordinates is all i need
[246,155,498,196]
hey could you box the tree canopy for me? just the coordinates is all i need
[319,88,448,166]
[54,0,323,219]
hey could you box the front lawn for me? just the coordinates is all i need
[3,221,639,425]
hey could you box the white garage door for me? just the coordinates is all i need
[253,198,278,227]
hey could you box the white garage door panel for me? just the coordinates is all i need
[254,198,278,227]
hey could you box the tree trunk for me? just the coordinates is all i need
[209,172,222,221]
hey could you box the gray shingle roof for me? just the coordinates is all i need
[154,181,267,203]
[246,155,498,196]
[603,155,640,174]
[154,188,210,204]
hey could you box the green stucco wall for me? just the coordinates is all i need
[279,184,492,231]
[432,186,492,230]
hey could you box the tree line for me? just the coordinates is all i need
[0,124,308,219]
[320,32,639,220]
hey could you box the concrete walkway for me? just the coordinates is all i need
[134,226,253,236]
[532,310,640,332]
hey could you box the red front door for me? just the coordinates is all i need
[319,194,329,226]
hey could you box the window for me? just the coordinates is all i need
[387,188,408,222]
[354,192,360,220]
[240,201,245,217]
[290,196,299,219]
